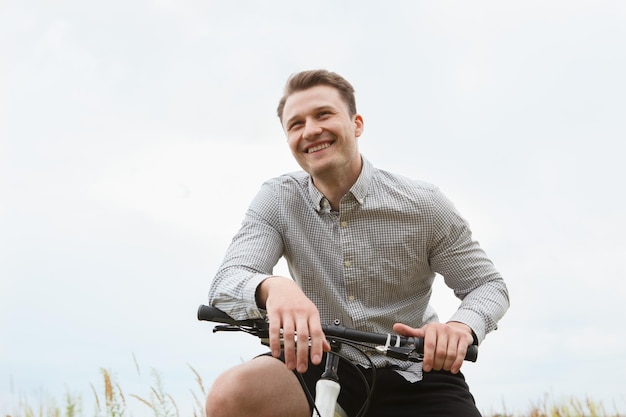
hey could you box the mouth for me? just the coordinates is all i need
[306,142,333,154]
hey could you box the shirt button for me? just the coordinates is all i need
[348,295,355,301]
[344,260,352,267]
[340,221,348,228]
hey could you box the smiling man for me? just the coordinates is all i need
[205,69,510,417]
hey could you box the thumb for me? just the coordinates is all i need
[393,323,425,338]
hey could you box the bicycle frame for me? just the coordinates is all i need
[314,350,346,417]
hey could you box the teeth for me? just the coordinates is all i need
[308,143,331,153]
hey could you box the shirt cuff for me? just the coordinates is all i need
[448,309,487,344]
[242,273,273,319]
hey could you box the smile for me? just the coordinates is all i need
[307,142,332,153]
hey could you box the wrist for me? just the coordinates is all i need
[255,276,292,309]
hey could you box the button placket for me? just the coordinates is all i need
[338,206,364,324]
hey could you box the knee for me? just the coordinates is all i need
[205,388,229,417]
[205,391,220,417]
[205,374,238,417]
[206,356,303,417]
[205,368,253,417]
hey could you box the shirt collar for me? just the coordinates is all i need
[309,156,373,212]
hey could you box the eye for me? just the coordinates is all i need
[288,120,303,131]
[317,111,330,118]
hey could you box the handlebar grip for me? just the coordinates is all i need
[197,304,269,328]
[415,337,478,362]
[466,345,478,362]
[322,326,478,362]
[197,304,240,325]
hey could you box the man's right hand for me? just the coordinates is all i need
[256,276,329,373]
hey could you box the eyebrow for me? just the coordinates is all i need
[284,105,335,128]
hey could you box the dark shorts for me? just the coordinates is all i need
[261,351,482,417]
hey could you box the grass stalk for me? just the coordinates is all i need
[4,363,625,417]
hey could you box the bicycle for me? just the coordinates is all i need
[197,304,478,417]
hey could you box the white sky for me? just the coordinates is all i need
[1,1,626,415]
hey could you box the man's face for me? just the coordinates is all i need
[281,85,363,179]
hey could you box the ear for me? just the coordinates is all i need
[354,114,364,137]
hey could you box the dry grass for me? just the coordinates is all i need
[3,366,623,417]
[5,363,206,417]
[488,395,625,417]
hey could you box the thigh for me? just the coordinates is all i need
[366,369,482,417]
[207,355,310,417]
[262,351,371,417]
[260,352,481,417]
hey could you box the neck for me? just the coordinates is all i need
[312,157,362,210]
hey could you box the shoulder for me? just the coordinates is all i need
[250,170,309,207]
[260,170,309,193]
[369,166,460,216]
[247,171,314,225]
[372,167,440,198]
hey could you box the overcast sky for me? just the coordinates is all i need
[1,1,626,415]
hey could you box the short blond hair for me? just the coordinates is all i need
[276,69,357,122]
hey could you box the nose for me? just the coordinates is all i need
[302,118,323,140]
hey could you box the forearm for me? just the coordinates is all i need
[429,201,510,341]
[448,279,510,343]
[208,266,271,320]
[208,202,285,319]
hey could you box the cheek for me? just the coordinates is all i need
[287,137,299,155]
[287,140,298,157]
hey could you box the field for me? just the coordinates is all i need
[4,367,624,417]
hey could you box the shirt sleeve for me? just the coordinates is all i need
[428,188,510,343]
[207,182,284,320]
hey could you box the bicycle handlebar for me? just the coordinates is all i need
[197,305,478,362]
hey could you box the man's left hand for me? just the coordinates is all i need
[393,321,474,374]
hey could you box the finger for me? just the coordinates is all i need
[422,325,437,372]
[268,312,283,359]
[432,330,448,371]
[282,319,296,371]
[295,316,310,373]
[450,331,471,374]
[322,339,332,352]
[450,342,467,374]
[442,333,458,372]
[308,316,326,366]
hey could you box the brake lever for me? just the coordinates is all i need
[213,322,270,338]
[376,345,423,362]
[213,325,244,333]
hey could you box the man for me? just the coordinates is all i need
[206,69,509,417]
